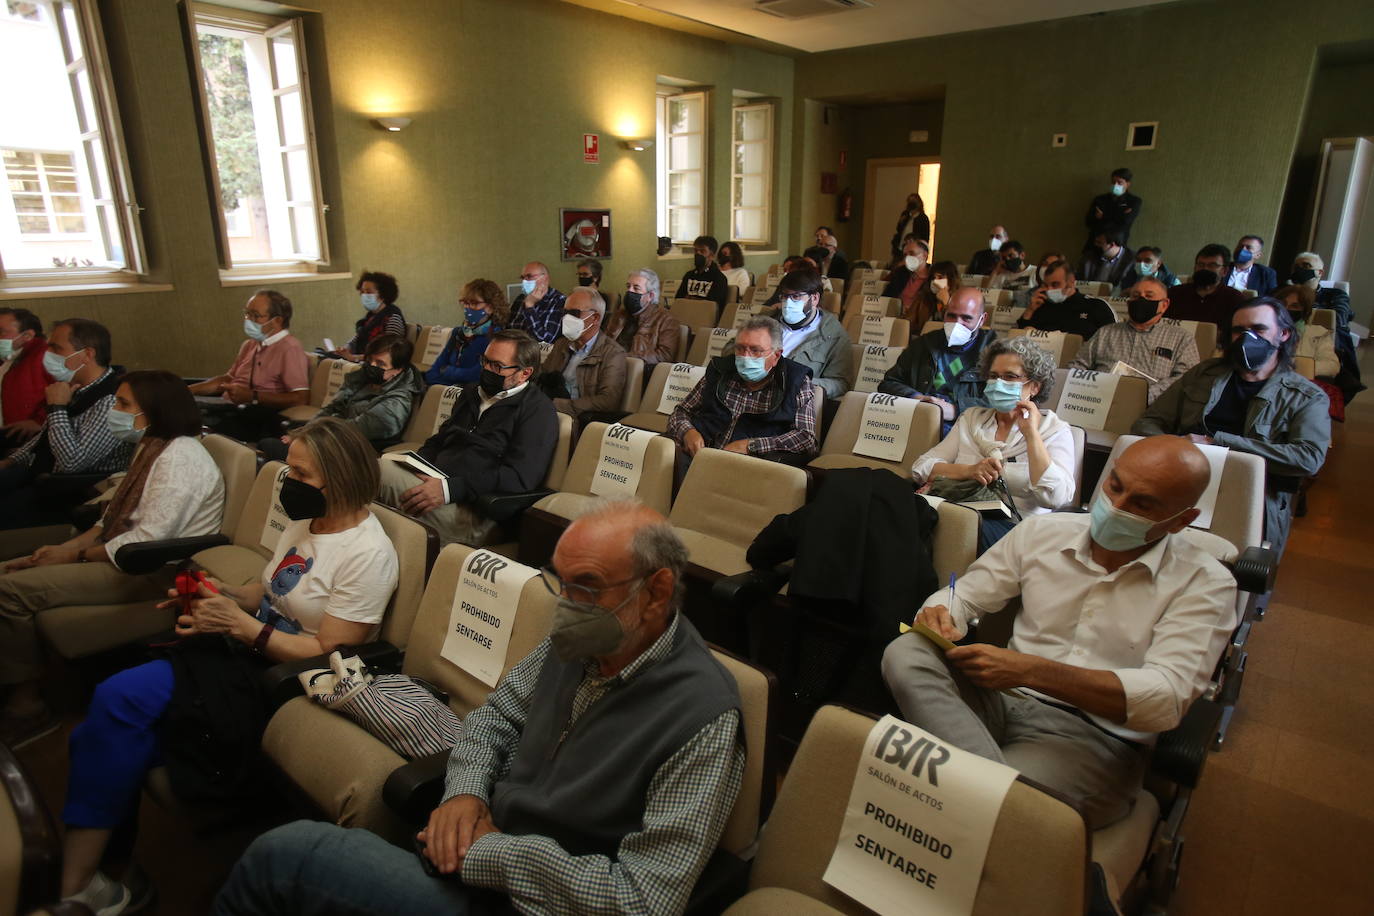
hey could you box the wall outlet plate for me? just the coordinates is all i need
[1052,133,1068,148]
[909,129,929,143]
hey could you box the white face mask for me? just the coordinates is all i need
[944,321,974,349]
[988,237,1004,252]
[1045,288,1068,304]
[932,277,948,290]
[904,255,922,272]
[561,313,587,342]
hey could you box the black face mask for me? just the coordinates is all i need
[693,253,708,271]
[622,291,643,313]
[479,368,507,397]
[577,276,595,287]
[1193,269,1219,288]
[1228,330,1277,371]
[1127,297,1161,324]
[360,364,386,386]
[1289,268,1317,285]
[280,476,328,521]
[1003,257,1023,272]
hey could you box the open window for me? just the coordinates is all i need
[655,86,708,245]
[731,100,774,246]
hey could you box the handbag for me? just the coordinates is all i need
[300,652,461,760]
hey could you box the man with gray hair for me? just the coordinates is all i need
[604,268,681,367]
[214,501,744,916]
[667,315,818,464]
[536,286,627,423]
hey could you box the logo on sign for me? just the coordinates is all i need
[867,345,889,356]
[607,424,635,441]
[874,721,951,787]
[466,551,509,583]
[1070,368,1099,382]
[870,393,898,407]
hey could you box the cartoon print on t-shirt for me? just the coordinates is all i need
[255,546,312,634]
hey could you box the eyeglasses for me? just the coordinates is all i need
[520,273,543,281]
[243,312,269,322]
[479,357,520,372]
[983,373,1030,383]
[734,345,774,358]
[539,566,643,605]
[458,299,487,308]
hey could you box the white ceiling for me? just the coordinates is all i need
[575,0,1176,53]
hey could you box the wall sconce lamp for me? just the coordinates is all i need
[618,138,654,151]
[373,117,413,132]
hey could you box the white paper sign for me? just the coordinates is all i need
[589,423,657,498]
[1188,444,1230,530]
[989,304,1020,332]
[260,465,291,552]
[537,340,555,361]
[961,274,987,289]
[703,327,733,362]
[439,550,537,688]
[860,315,896,346]
[1105,297,1130,320]
[1056,367,1122,431]
[861,276,884,295]
[324,360,351,402]
[1021,329,1066,364]
[980,289,1011,311]
[853,393,919,462]
[855,345,903,394]
[656,363,706,414]
[422,326,454,365]
[861,295,889,319]
[1159,317,1200,337]
[661,278,679,298]
[822,715,1017,916]
[432,385,462,434]
[731,304,762,330]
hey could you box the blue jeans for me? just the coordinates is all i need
[213,821,503,916]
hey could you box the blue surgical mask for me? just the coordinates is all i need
[984,378,1023,413]
[1137,261,1158,277]
[360,292,381,311]
[244,317,267,342]
[1111,184,1125,197]
[0,338,14,361]
[1233,248,1254,265]
[1090,492,1187,552]
[464,307,489,326]
[781,296,808,325]
[521,278,538,296]
[735,354,769,382]
[43,349,81,383]
[106,408,144,444]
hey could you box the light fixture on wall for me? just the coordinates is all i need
[619,138,654,151]
[373,117,413,132]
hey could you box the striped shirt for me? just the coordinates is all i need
[509,289,568,344]
[446,614,745,915]
[1069,319,1200,402]
[666,370,819,460]
[9,367,132,474]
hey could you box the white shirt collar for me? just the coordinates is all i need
[1065,524,1172,582]
[261,328,290,347]
[480,379,528,409]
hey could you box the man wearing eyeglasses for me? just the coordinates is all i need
[215,502,743,916]
[508,261,567,344]
[377,329,558,546]
[666,315,818,465]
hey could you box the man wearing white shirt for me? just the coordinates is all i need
[759,268,851,400]
[882,436,1235,827]
[377,330,558,546]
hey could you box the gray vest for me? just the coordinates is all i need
[490,617,740,858]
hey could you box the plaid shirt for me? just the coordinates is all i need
[666,368,818,460]
[509,288,568,344]
[1069,319,1200,402]
[446,614,745,916]
[9,367,132,474]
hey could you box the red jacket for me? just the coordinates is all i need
[2,336,52,426]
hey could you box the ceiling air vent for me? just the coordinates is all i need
[756,0,874,21]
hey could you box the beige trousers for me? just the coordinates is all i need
[376,460,496,548]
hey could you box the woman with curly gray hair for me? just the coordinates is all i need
[911,334,1076,548]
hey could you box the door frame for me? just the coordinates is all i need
[862,155,941,264]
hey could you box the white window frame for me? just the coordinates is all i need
[0,0,148,287]
[2,148,89,238]
[730,101,774,247]
[656,88,708,246]
[185,2,331,278]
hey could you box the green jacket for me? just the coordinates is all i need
[760,306,853,400]
[320,364,424,447]
[1132,357,1330,480]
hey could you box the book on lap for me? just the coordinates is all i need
[381,450,449,479]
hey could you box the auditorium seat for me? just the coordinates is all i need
[828,278,844,298]
[1005,329,1083,367]
[688,326,734,365]
[722,705,1090,916]
[0,742,82,916]
[808,391,941,477]
[839,295,901,322]
[384,384,462,454]
[1293,355,1316,379]
[819,291,841,313]
[619,361,697,434]
[1310,307,1336,330]
[621,357,645,412]
[1076,280,1112,297]
[845,342,907,394]
[961,273,989,288]
[719,302,764,330]
[280,358,356,424]
[670,298,721,331]
[840,313,910,347]
[1042,368,1149,450]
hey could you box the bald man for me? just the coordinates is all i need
[883,436,1236,828]
[879,285,997,433]
[216,502,744,916]
[508,260,567,343]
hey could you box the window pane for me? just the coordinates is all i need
[56,214,85,232]
[7,2,43,22]
[82,134,109,198]
[13,194,45,213]
[283,148,313,203]
[669,97,701,134]
[737,175,764,208]
[17,215,48,233]
[289,204,318,258]
[52,195,82,212]
[669,206,700,242]
[738,108,767,141]
[278,88,305,146]
[669,171,700,207]
[734,208,763,241]
[270,35,298,89]
[669,135,700,171]
[72,68,97,133]
[737,142,765,176]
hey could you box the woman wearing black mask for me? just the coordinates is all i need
[259,334,422,460]
[54,417,398,912]
[603,268,681,367]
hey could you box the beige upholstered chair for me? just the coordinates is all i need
[385,384,462,454]
[809,391,941,478]
[280,358,357,423]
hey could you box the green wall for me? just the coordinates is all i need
[792,0,1374,273]
[10,0,795,375]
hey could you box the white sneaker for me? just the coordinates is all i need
[64,870,131,916]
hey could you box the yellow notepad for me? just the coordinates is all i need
[898,619,957,651]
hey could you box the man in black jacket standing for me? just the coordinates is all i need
[1084,167,1142,249]
[378,329,558,545]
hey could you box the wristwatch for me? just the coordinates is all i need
[77,549,89,563]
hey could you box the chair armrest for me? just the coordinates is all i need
[476,489,555,524]
[683,848,750,916]
[382,748,452,826]
[1231,545,1277,595]
[32,472,110,500]
[259,640,403,711]
[710,567,791,609]
[113,534,231,575]
[1150,697,1223,789]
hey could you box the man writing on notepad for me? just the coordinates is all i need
[882,436,1235,828]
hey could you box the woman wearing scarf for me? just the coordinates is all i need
[424,279,509,386]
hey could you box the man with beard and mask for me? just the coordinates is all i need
[1017,260,1116,340]
[884,436,1233,830]
[1287,251,1362,404]
[603,269,681,367]
[213,501,743,916]
[1069,278,1199,402]
[988,240,1036,291]
[1162,244,1245,336]
[1134,298,1331,559]
[880,286,997,434]
[1075,228,1135,289]
[967,224,1009,277]
[536,287,627,423]
[377,329,558,546]
[676,235,729,317]
[756,267,851,400]
[667,316,818,465]
[1224,235,1277,297]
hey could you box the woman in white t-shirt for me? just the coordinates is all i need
[56,417,398,912]
[718,241,753,297]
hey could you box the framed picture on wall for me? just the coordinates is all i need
[560,208,612,261]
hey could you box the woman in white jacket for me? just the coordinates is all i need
[912,335,1076,548]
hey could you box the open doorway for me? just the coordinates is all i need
[862,157,940,266]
